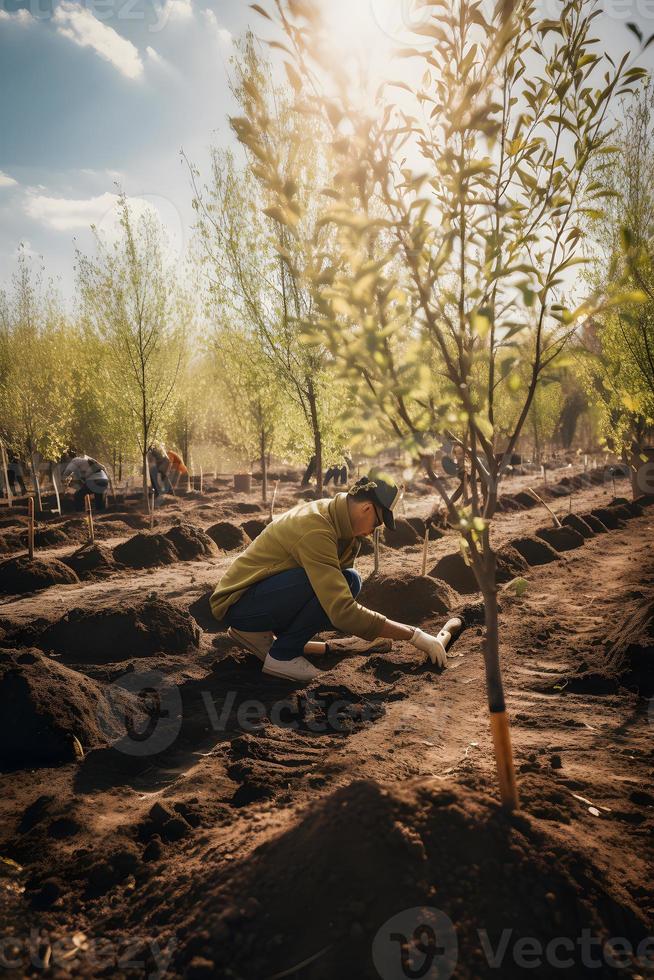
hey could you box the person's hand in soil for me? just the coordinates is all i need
[379,617,463,668]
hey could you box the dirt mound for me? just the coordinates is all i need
[96,511,149,529]
[510,535,561,566]
[34,598,200,663]
[230,501,263,514]
[513,490,538,509]
[206,522,251,551]
[382,518,421,548]
[606,598,654,695]
[0,648,133,769]
[0,555,79,595]
[611,496,643,517]
[172,778,650,980]
[580,511,609,533]
[590,506,625,530]
[536,525,585,552]
[0,516,27,529]
[112,531,178,568]
[241,518,267,540]
[429,547,528,594]
[62,543,118,579]
[562,513,595,539]
[496,494,524,512]
[359,572,456,621]
[164,522,218,560]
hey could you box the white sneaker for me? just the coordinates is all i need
[262,653,320,683]
[227,627,274,662]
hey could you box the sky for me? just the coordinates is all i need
[1,0,654,306]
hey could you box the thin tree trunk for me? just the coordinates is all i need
[307,382,322,496]
[479,567,519,810]
[142,450,149,514]
[260,428,268,504]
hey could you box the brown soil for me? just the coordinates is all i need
[0,554,79,595]
[206,522,252,551]
[113,531,179,568]
[580,511,609,533]
[0,470,652,980]
[429,546,528,594]
[167,778,651,980]
[164,522,218,560]
[62,542,118,579]
[382,518,422,548]
[536,525,586,552]
[590,506,625,530]
[0,648,134,769]
[241,518,267,540]
[26,598,200,664]
[510,535,561,565]
[359,571,457,621]
[562,513,595,539]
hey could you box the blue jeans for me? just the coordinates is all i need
[224,566,362,661]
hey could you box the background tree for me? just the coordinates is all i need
[76,193,185,506]
[583,83,654,494]
[187,39,349,494]
[242,0,645,808]
[0,247,75,487]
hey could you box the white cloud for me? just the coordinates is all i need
[164,0,193,20]
[202,8,231,45]
[0,171,18,189]
[0,8,34,24]
[53,2,144,81]
[24,191,122,231]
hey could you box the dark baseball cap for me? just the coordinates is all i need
[347,474,401,530]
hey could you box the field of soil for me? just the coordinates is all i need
[0,463,652,979]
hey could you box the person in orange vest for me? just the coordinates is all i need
[167,448,188,489]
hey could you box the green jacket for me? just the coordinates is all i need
[210,493,385,640]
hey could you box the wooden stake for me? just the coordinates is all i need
[490,710,519,810]
[149,488,155,530]
[30,455,43,512]
[526,486,561,527]
[187,464,192,494]
[0,442,12,508]
[52,467,62,516]
[27,496,35,559]
[84,494,94,544]
[270,479,279,523]
[199,465,204,495]
[421,525,429,576]
[373,527,380,575]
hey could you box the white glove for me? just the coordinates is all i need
[410,628,447,668]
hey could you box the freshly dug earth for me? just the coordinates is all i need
[241,518,267,540]
[580,511,609,533]
[0,554,79,595]
[536,525,586,552]
[0,648,133,769]
[32,598,200,663]
[359,571,456,621]
[562,513,595,539]
[430,547,528,594]
[206,522,251,551]
[382,517,421,548]
[62,542,118,579]
[164,522,218,560]
[113,531,178,569]
[510,535,561,566]
[606,599,654,695]
[590,506,625,530]
[170,778,651,980]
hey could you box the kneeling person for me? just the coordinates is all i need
[210,475,456,682]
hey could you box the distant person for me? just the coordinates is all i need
[62,454,109,511]
[166,448,188,489]
[4,454,27,496]
[301,454,316,487]
[211,474,461,682]
[147,444,173,497]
